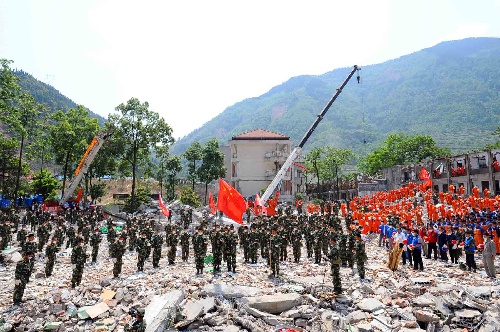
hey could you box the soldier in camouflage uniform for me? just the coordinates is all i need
[128,225,137,251]
[180,227,190,262]
[304,222,314,259]
[167,227,178,265]
[248,227,260,264]
[13,252,34,304]
[291,226,302,263]
[136,231,151,272]
[66,226,76,248]
[338,232,348,267]
[346,228,356,269]
[193,227,208,275]
[37,221,49,251]
[45,237,58,277]
[17,224,27,249]
[240,226,249,263]
[355,233,367,280]
[313,225,323,264]
[54,225,65,248]
[211,225,224,273]
[89,228,102,264]
[125,308,147,332]
[278,224,288,262]
[224,225,238,273]
[328,237,342,294]
[151,228,164,268]
[70,238,87,288]
[112,234,127,278]
[269,227,281,277]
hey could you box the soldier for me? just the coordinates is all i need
[151,228,164,268]
[54,225,65,248]
[13,252,34,305]
[355,233,368,280]
[17,224,27,249]
[346,228,355,269]
[240,226,249,263]
[136,231,151,272]
[211,225,224,273]
[89,228,102,264]
[70,238,87,288]
[338,232,348,267]
[304,222,314,259]
[313,225,323,264]
[107,226,117,254]
[23,233,37,270]
[125,307,147,332]
[167,227,178,265]
[45,237,58,277]
[291,226,302,263]
[278,224,288,262]
[180,227,190,262]
[112,234,127,278]
[128,225,137,251]
[224,225,238,273]
[1,221,12,250]
[193,227,208,275]
[327,237,342,294]
[248,226,260,264]
[269,227,281,277]
[66,226,76,248]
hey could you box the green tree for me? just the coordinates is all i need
[25,120,53,173]
[486,126,500,149]
[0,59,20,116]
[359,133,450,175]
[321,147,355,199]
[183,141,203,190]
[165,154,182,201]
[197,138,226,204]
[108,98,174,212]
[179,185,200,207]
[49,106,100,198]
[89,182,106,203]
[31,168,59,200]
[0,136,25,196]
[304,147,324,197]
[124,186,152,212]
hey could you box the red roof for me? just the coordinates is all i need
[231,129,290,141]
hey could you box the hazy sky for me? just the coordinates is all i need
[1,0,499,139]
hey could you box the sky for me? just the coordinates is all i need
[1,0,499,139]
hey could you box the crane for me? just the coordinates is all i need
[260,65,361,202]
[60,130,112,205]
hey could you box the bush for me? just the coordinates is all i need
[31,169,59,200]
[124,187,152,212]
[90,182,106,203]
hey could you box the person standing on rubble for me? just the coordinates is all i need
[167,226,178,265]
[193,226,208,275]
[210,224,224,273]
[89,228,102,264]
[180,227,190,262]
[354,233,368,280]
[112,234,127,278]
[464,230,477,273]
[291,225,302,263]
[482,233,496,278]
[125,307,146,332]
[327,237,342,294]
[151,228,164,268]
[136,230,151,272]
[70,238,86,288]
[13,252,33,305]
[44,236,58,277]
[225,225,238,273]
[269,227,281,277]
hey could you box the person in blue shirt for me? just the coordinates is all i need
[378,221,389,247]
[410,230,424,271]
[437,227,449,262]
[386,226,395,250]
[406,229,414,266]
[464,230,477,272]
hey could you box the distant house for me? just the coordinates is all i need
[222,129,297,201]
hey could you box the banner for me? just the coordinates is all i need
[209,192,216,214]
[75,188,83,203]
[158,193,170,217]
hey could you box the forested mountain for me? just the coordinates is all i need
[13,70,106,125]
[172,37,500,156]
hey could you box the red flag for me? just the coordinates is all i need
[209,192,216,215]
[419,167,433,189]
[158,193,170,217]
[217,178,246,224]
[75,188,83,203]
[275,190,280,202]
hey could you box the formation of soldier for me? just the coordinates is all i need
[2,201,373,305]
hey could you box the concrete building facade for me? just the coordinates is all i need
[223,129,295,201]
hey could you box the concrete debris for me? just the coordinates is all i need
[242,293,302,314]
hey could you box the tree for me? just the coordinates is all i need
[180,185,200,207]
[108,98,174,212]
[359,133,450,175]
[89,182,106,203]
[321,147,355,199]
[0,136,26,196]
[165,154,182,201]
[183,141,203,190]
[486,126,500,149]
[0,59,20,116]
[49,106,100,198]
[197,138,226,204]
[304,147,324,197]
[31,168,59,200]
[25,120,53,173]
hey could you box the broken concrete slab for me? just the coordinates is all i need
[86,302,110,319]
[454,308,482,318]
[345,310,371,324]
[100,289,116,300]
[357,297,385,312]
[203,283,262,299]
[145,290,185,332]
[241,293,302,314]
[413,310,440,323]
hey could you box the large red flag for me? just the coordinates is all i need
[209,192,216,215]
[419,167,433,189]
[158,193,170,217]
[275,190,280,203]
[75,188,83,203]
[217,178,246,224]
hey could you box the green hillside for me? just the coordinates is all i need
[172,37,500,156]
[13,70,106,125]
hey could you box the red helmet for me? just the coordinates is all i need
[451,240,457,245]
[377,229,382,233]
[459,242,465,246]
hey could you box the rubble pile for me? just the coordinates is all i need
[1,221,500,331]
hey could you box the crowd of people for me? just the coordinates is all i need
[1,183,499,307]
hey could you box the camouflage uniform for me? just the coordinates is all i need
[193,230,208,274]
[13,254,32,304]
[128,226,137,251]
[269,231,281,277]
[151,231,164,268]
[136,235,151,271]
[45,240,58,277]
[328,240,342,294]
[89,231,102,263]
[248,228,260,264]
[346,230,355,268]
[70,242,87,288]
[112,238,127,278]
[355,237,367,279]
[211,228,224,273]
[338,233,348,267]
[66,227,76,248]
[313,228,323,264]
[239,227,249,263]
[17,226,27,249]
[291,227,302,263]
[180,229,190,262]
[224,228,238,272]
[167,230,178,265]
[278,226,288,262]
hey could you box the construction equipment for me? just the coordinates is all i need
[60,130,112,205]
[261,65,361,202]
